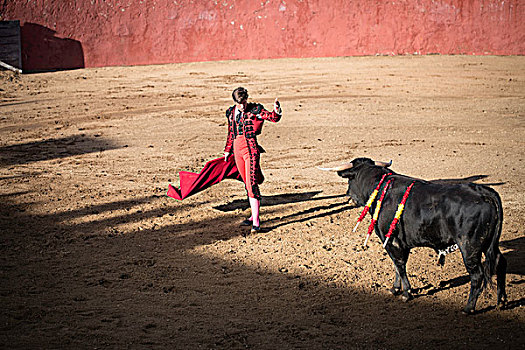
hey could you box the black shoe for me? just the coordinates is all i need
[240,219,253,226]
[251,225,260,234]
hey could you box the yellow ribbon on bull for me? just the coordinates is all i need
[372,198,383,221]
[394,203,405,220]
[366,189,379,208]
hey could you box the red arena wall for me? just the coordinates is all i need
[1,0,524,71]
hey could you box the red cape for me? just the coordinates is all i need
[167,156,264,200]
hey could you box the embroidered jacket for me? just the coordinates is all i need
[224,103,281,154]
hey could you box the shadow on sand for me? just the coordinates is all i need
[500,236,525,276]
[213,191,346,212]
[0,135,122,166]
[0,189,523,349]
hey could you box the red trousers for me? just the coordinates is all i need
[233,134,260,199]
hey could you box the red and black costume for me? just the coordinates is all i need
[224,103,281,200]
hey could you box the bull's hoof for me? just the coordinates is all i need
[496,300,507,311]
[462,307,476,315]
[400,292,413,302]
[389,287,401,296]
[497,294,508,310]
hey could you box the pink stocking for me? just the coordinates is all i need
[249,197,260,227]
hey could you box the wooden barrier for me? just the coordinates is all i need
[0,20,22,72]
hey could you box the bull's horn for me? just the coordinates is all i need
[316,163,354,172]
[374,160,392,167]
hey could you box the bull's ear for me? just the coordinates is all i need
[337,169,355,179]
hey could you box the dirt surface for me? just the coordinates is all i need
[1,56,524,349]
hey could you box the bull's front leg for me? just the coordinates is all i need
[392,262,413,302]
[386,245,413,302]
[389,270,402,296]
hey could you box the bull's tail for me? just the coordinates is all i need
[482,187,504,289]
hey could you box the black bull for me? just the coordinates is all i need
[334,158,507,314]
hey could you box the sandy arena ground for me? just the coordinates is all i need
[1,55,524,349]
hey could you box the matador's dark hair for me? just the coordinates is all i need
[232,87,249,104]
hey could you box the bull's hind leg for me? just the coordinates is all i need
[460,249,484,314]
[496,252,508,309]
